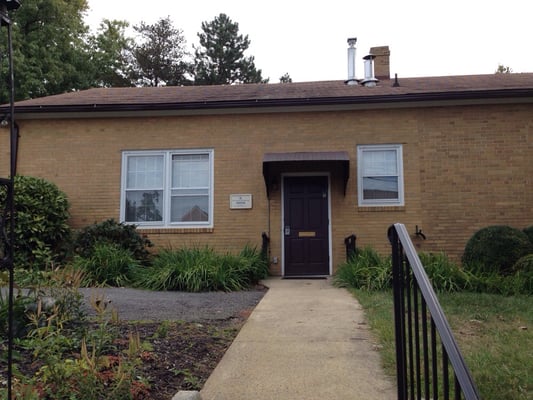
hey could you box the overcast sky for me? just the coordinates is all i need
[84,0,533,83]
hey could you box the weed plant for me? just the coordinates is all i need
[0,271,148,399]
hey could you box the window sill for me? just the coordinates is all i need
[137,227,214,234]
[357,206,405,212]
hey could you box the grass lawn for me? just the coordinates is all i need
[354,290,532,400]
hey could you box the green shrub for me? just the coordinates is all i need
[0,175,71,269]
[73,219,153,264]
[132,245,267,292]
[333,246,392,291]
[239,244,270,283]
[0,289,34,338]
[523,226,533,245]
[72,242,140,287]
[462,225,533,275]
[509,254,533,295]
[418,252,470,293]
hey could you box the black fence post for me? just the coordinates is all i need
[388,225,407,400]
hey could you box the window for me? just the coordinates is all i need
[357,144,404,206]
[121,149,213,227]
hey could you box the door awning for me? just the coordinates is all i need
[262,151,350,197]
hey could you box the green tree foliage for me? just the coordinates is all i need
[523,225,533,244]
[193,13,267,85]
[1,0,93,102]
[279,73,292,83]
[495,64,513,74]
[130,16,190,86]
[89,19,134,87]
[0,175,71,269]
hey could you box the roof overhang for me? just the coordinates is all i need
[262,151,350,198]
[5,87,533,120]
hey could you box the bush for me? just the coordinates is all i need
[239,244,270,283]
[333,246,392,291]
[462,225,533,275]
[509,254,533,295]
[73,219,153,264]
[72,243,140,287]
[0,175,71,269]
[523,226,533,245]
[418,252,470,293]
[0,289,34,338]
[132,245,267,292]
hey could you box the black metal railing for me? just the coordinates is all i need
[388,223,480,400]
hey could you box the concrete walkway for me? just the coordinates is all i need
[200,278,396,400]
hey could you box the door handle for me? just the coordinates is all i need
[284,226,290,235]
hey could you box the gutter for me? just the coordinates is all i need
[2,88,533,117]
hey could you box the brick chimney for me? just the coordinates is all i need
[369,46,390,80]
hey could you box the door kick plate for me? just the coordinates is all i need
[298,231,316,238]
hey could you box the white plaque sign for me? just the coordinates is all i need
[230,194,252,209]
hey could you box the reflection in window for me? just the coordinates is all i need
[121,150,213,227]
[358,145,404,206]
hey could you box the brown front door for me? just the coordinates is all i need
[283,176,329,276]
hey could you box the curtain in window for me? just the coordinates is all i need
[362,150,399,200]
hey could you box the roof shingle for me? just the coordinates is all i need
[7,73,533,113]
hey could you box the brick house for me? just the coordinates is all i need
[1,48,532,276]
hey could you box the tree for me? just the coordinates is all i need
[130,16,190,87]
[495,64,512,74]
[89,19,134,87]
[1,0,94,102]
[193,13,267,85]
[279,73,292,83]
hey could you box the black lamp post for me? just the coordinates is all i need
[0,1,21,399]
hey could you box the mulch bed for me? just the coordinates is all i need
[1,313,250,399]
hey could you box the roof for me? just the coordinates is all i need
[5,73,533,116]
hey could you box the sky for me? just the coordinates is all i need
[84,0,533,83]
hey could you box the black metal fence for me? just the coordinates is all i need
[388,223,480,400]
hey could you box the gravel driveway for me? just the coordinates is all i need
[79,287,267,321]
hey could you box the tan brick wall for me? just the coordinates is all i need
[1,102,531,273]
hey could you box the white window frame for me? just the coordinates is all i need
[357,144,404,206]
[120,149,214,228]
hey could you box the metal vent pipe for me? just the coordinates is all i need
[346,37,358,85]
[362,54,378,87]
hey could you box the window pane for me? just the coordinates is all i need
[171,188,208,196]
[127,155,164,189]
[362,150,397,176]
[125,190,163,222]
[172,154,209,188]
[362,176,399,200]
[171,196,209,222]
